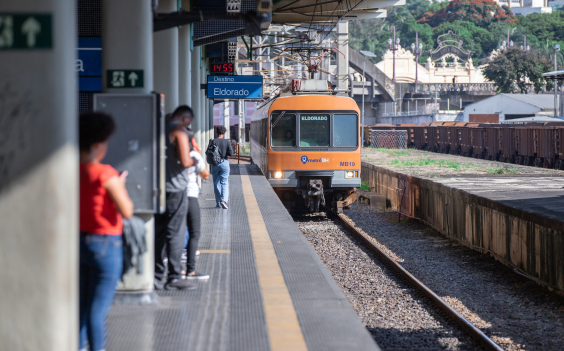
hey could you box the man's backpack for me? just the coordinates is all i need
[206,140,222,166]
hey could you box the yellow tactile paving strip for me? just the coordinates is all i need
[241,175,308,351]
[198,250,230,254]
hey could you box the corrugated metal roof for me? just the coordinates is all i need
[502,94,555,110]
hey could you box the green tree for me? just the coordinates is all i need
[517,12,564,47]
[483,48,553,93]
[418,0,516,29]
[400,20,434,63]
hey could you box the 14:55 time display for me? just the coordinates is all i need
[210,62,234,75]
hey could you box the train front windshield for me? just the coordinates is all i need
[333,114,358,147]
[270,111,359,148]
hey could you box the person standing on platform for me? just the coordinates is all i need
[209,125,233,209]
[184,130,210,280]
[154,105,198,290]
[79,112,134,351]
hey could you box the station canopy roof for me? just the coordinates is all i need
[543,70,564,80]
[272,0,405,24]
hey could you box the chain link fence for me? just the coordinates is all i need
[370,130,408,149]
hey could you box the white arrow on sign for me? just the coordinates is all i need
[21,17,41,48]
[128,72,138,87]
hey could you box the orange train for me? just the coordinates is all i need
[250,80,361,212]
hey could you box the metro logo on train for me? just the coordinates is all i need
[301,156,329,164]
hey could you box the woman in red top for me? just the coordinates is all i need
[79,112,133,351]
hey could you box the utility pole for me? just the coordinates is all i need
[224,99,230,139]
[554,44,560,117]
[388,26,400,82]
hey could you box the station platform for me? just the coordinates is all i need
[107,164,379,351]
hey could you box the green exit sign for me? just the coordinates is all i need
[107,70,144,88]
[0,13,52,50]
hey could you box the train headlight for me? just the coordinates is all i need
[274,171,283,179]
[346,171,354,178]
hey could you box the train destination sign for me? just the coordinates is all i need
[207,75,263,99]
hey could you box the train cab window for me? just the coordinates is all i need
[271,113,296,147]
[333,114,358,147]
[300,114,330,147]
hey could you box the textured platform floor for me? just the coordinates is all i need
[106,164,379,351]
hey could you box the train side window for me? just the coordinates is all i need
[271,113,296,147]
[333,114,358,147]
[300,114,330,147]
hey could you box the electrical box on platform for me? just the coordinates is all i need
[94,93,166,214]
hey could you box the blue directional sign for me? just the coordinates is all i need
[77,37,102,91]
[207,75,263,99]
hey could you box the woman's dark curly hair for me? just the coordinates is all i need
[79,112,116,152]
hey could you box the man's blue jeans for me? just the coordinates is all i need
[79,233,122,351]
[211,159,230,207]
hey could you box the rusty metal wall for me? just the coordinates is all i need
[361,161,564,294]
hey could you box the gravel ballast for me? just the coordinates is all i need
[296,215,478,350]
[296,203,564,350]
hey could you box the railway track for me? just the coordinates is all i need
[332,213,503,351]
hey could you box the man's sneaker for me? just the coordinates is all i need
[185,272,210,280]
[165,278,197,290]
[220,201,228,209]
[154,278,166,290]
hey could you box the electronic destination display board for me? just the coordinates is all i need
[206,75,263,99]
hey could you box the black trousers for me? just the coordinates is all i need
[155,190,188,281]
[186,196,201,273]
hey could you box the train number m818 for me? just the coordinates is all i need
[340,162,355,167]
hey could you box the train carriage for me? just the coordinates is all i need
[250,80,361,212]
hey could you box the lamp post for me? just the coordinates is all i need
[411,32,423,83]
[554,44,560,117]
[360,50,377,148]
[388,26,400,82]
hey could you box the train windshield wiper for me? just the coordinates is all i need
[271,111,287,129]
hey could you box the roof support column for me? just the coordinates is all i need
[102,0,156,298]
[191,45,202,152]
[179,1,191,108]
[0,0,77,349]
[337,21,349,90]
[103,0,153,94]
[154,0,179,113]
[201,57,209,168]
[209,99,215,146]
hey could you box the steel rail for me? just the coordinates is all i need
[334,213,504,351]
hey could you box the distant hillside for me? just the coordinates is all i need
[349,0,564,67]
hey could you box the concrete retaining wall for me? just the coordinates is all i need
[361,161,564,293]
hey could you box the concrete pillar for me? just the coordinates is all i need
[179,27,191,107]
[201,59,208,146]
[190,45,202,151]
[224,100,231,139]
[337,21,349,90]
[0,0,77,349]
[209,99,215,145]
[102,0,156,298]
[154,0,179,113]
[102,0,153,94]
[239,100,245,144]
